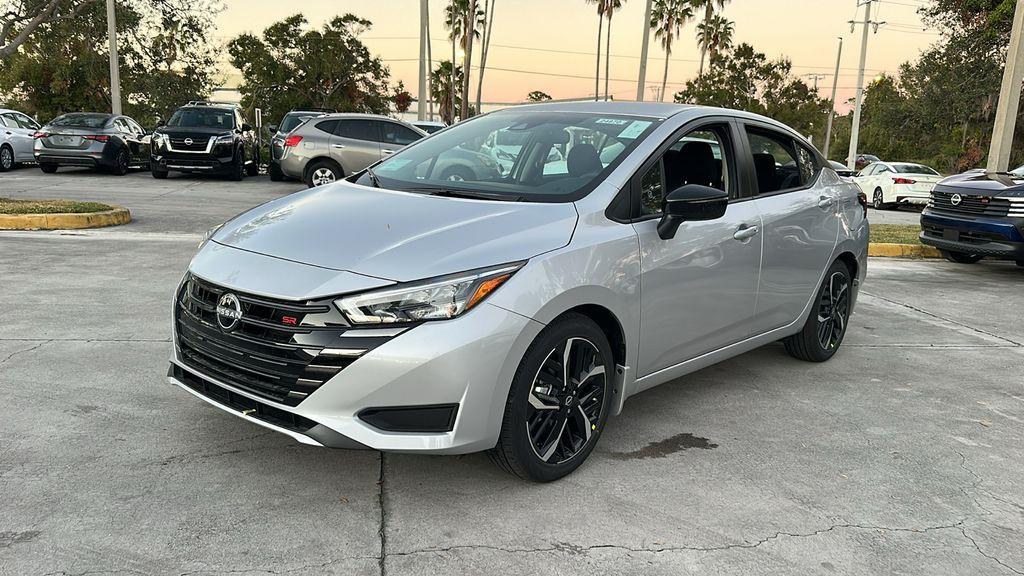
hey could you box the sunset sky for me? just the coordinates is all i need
[215,0,941,111]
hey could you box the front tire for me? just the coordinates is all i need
[489,313,613,482]
[872,188,888,210]
[940,250,983,264]
[269,161,284,181]
[0,145,14,171]
[784,260,853,362]
[228,147,244,181]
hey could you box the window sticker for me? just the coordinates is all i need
[594,118,630,126]
[618,120,653,139]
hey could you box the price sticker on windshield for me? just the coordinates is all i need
[618,121,653,139]
[594,118,630,126]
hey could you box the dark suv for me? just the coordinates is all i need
[919,168,1024,265]
[267,108,333,181]
[150,101,258,180]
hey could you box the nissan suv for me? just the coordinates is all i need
[150,101,258,180]
[919,167,1024,265]
[167,102,868,481]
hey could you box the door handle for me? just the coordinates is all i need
[331,144,346,149]
[382,149,395,155]
[733,225,759,241]
[817,196,835,209]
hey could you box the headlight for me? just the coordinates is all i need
[215,134,234,144]
[335,263,523,325]
[152,133,167,148]
[197,223,224,250]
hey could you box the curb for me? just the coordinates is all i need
[868,242,941,258]
[0,206,131,230]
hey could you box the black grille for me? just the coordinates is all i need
[169,136,211,152]
[175,275,359,406]
[929,191,1010,217]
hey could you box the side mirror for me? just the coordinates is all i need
[267,124,278,134]
[657,184,729,240]
[241,123,253,132]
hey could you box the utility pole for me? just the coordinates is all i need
[847,0,879,171]
[418,0,428,121]
[106,0,122,115]
[988,0,1024,172]
[636,0,653,101]
[823,37,843,159]
[805,74,827,92]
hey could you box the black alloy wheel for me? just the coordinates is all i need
[112,148,130,176]
[784,260,853,362]
[0,145,13,171]
[490,313,613,482]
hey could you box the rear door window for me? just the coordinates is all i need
[380,122,422,146]
[336,120,379,142]
[315,120,339,136]
[745,128,811,194]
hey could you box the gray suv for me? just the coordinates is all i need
[168,102,868,481]
[279,114,426,187]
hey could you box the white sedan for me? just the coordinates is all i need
[854,162,943,210]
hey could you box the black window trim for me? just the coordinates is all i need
[334,118,382,143]
[738,119,825,200]
[614,115,743,223]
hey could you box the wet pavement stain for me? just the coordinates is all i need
[607,433,718,460]
[0,530,41,548]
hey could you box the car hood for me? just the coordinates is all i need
[935,169,1024,197]
[212,181,579,282]
[157,127,233,137]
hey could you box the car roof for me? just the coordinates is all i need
[318,113,407,121]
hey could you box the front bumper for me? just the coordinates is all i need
[169,300,544,454]
[152,148,236,173]
[919,210,1024,259]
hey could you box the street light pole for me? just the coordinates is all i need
[988,0,1024,172]
[847,0,872,171]
[106,0,122,115]
[636,0,653,101]
[823,37,843,159]
[418,0,428,121]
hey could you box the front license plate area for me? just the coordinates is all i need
[943,229,960,241]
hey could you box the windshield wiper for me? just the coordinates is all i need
[365,166,382,188]
[405,187,524,202]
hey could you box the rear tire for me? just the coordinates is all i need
[872,188,888,210]
[246,148,259,176]
[110,148,130,176]
[489,313,613,482]
[940,250,983,264]
[304,159,341,188]
[39,163,58,174]
[0,145,14,171]
[784,260,853,363]
[269,161,283,181]
[151,168,168,179]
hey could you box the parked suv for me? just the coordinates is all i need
[0,108,41,171]
[278,114,426,187]
[168,103,868,481]
[150,101,258,180]
[33,112,150,175]
[267,108,334,181]
[919,168,1024,265]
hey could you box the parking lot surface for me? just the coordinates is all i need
[2,169,1023,575]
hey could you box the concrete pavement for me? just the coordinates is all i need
[1,170,1021,576]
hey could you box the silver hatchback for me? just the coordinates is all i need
[278,114,427,188]
[169,102,868,481]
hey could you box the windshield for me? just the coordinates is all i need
[358,110,658,202]
[893,164,939,175]
[49,113,110,129]
[167,107,235,129]
[280,113,317,133]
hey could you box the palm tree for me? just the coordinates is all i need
[474,0,496,116]
[696,14,734,71]
[444,0,485,120]
[431,61,464,125]
[692,0,729,77]
[585,0,609,101]
[651,0,694,102]
[603,0,624,101]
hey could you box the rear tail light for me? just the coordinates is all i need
[857,191,868,216]
[892,177,916,185]
[283,135,303,147]
[33,131,49,139]
[83,135,109,143]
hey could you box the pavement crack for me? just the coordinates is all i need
[860,290,1023,347]
[377,451,389,576]
[960,526,1024,575]
[389,521,969,558]
[0,339,52,365]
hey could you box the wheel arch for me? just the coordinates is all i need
[304,156,345,179]
[550,304,626,371]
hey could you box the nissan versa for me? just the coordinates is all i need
[167,102,868,481]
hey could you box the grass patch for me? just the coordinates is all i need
[0,198,114,215]
[871,224,922,244]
